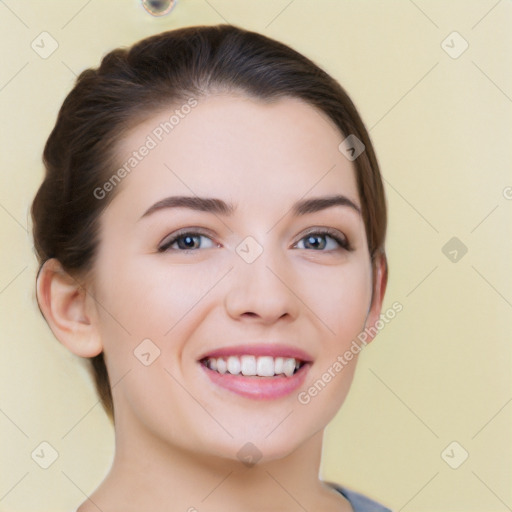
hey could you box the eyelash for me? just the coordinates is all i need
[158,228,352,253]
[296,228,352,252]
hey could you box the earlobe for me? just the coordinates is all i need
[36,258,103,358]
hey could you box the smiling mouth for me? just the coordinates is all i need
[200,355,307,377]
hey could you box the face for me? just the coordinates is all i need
[89,93,382,462]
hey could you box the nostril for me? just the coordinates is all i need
[242,312,258,318]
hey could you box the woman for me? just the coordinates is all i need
[32,24,390,512]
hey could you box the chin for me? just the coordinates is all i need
[203,424,318,466]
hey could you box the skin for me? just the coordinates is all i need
[37,93,386,512]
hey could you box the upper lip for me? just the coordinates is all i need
[198,344,313,363]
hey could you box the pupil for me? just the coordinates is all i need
[180,235,198,249]
[307,235,325,249]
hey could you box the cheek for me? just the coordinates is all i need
[294,260,372,423]
[298,257,372,343]
[93,254,223,374]
[96,252,214,329]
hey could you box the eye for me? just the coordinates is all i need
[294,229,351,251]
[158,230,219,252]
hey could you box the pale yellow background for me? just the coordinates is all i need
[0,1,510,511]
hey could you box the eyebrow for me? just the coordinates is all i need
[139,194,361,220]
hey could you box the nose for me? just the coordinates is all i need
[224,248,300,325]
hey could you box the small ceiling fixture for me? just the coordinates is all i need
[141,0,177,16]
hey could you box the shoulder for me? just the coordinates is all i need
[328,482,393,512]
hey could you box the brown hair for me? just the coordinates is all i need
[31,24,387,423]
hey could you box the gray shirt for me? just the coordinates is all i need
[332,484,393,512]
[70,484,392,512]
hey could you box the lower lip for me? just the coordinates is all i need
[200,362,311,400]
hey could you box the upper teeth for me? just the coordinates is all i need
[204,355,301,377]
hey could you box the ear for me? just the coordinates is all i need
[36,258,103,358]
[363,251,388,343]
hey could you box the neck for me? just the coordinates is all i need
[83,409,341,512]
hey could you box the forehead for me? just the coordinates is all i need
[109,93,359,218]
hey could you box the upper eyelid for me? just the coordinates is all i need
[293,229,351,250]
[297,226,346,238]
[158,228,216,249]
[160,226,346,240]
